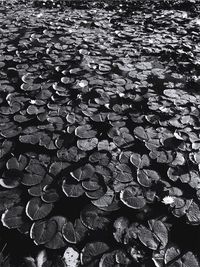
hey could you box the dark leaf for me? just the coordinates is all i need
[62,218,88,244]
[6,155,27,171]
[138,225,159,250]
[1,206,24,229]
[26,197,53,220]
[30,220,57,245]
[49,162,70,176]
[75,125,97,139]
[137,169,160,187]
[186,201,200,225]
[0,140,12,159]
[80,204,110,231]
[0,189,22,212]
[91,188,114,208]
[81,242,109,265]
[45,216,67,249]
[42,189,59,203]
[77,138,98,151]
[149,220,168,249]
[71,164,95,182]
[130,153,150,169]
[120,186,146,209]
[113,164,133,183]
[62,180,85,198]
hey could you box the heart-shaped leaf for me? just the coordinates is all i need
[30,219,57,245]
[120,186,146,209]
[137,169,160,187]
[26,197,53,220]
[80,204,110,230]
[62,218,88,244]
[62,179,85,198]
[71,164,95,182]
[81,242,109,265]
[1,206,24,229]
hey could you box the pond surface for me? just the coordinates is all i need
[1,2,200,266]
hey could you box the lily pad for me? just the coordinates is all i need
[30,219,57,245]
[26,197,53,221]
[1,206,24,229]
[137,169,160,187]
[80,204,110,230]
[81,242,110,265]
[77,138,98,151]
[138,225,159,250]
[45,216,67,249]
[120,186,146,209]
[62,218,88,244]
[91,188,115,208]
[62,180,85,198]
[71,164,95,182]
[75,125,97,139]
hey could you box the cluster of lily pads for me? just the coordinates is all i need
[32,0,198,11]
[1,0,200,266]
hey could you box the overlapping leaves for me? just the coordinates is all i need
[1,0,200,266]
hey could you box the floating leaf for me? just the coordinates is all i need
[0,176,20,189]
[134,126,148,141]
[1,206,24,229]
[45,216,67,249]
[62,219,87,244]
[113,164,133,183]
[26,197,53,220]
[0,140,12,159]
[6,155,27,171]
[138,225,159,250]
[91,188,114,208]
[186,201,200,225]
[164,246,181,265]
[30,219,57,245]
[77,138,98,151]
[71,164,95,182]
[75,125,97,139]
[49,161,70,176]
[81,242,109,265]
[99,251,117,267]
[41,189,59,203]
[85,187,105,200]
[28,175,53,197]
[62,180,85,198]
[180,251,200,267]
[149,220,168,249]
[0,189,22,212]
[80,204,110,230]
[130,153,150,169]
[82,174,101,191]
[137,169,160,187]
[120,186,146,209]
